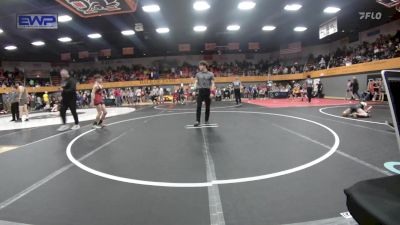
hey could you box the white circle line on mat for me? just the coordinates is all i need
[66,111,340,187]
[0,107,136,131]
[319,106,386,125]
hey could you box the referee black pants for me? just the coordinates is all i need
[196,88,211,123]
[307,87,313,103]
[234,89,241,104]
[60,98,79,125]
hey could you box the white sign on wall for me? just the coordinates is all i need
[319,17,338,39]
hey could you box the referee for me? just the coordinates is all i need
[194,61,215,127]
[232,76,242,105]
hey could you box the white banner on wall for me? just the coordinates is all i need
[319,17,338,39]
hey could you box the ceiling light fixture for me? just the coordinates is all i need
[262,25,276,31]
[156,27,170,33]
[142,4,160,12]
[4,45,17,51]
[193,1,210,11]
[238,1,256,10]
[324,6,341,14]
[58,37,72,42]
[294,26,307,32]
[0,29,3,34]
[87,33,102,39]
[31,41,45,46]
[227,25,240,31]
[194,25,207,32]
[58,15,72,22]
[284,4,302,11]
[121,30,135,36]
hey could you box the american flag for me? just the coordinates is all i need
[78,51,89,59]
[248,42,260,50]
[100,49,111,57]
[60,53,71,61]
[179,44,191,52]
[279,42,302,55]
[122,47,134,55]
[205,43,216,51]
[228,42,240,50]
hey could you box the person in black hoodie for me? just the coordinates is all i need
[317,82,323,98]
[57,69,80,131]
[351,77,361,100]
[9,85,19,122]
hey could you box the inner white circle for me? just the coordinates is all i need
[66,111,340,187]
[154,103,242,111]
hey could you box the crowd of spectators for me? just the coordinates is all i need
[0,68,23,87]
[270,32,400,75]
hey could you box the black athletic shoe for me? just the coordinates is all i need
[15,119,22,123]
[10,120,15,122]
[194,121,200,127]
[204,121,209,125]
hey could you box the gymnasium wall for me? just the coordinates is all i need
[319,72,375,98]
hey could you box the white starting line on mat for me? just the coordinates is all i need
[66,111,340,187]
[154,104,242,111]
[185,124,219,129]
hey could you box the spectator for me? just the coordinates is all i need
[317,82,323,98]
[345,79,352,100]
[43,91,49,107]
[319,57,326,69]
[135,88,142,104]
[114,88,122,106]
[352,77,361,100]
[35,95,43,110]
[291,65,296,74]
